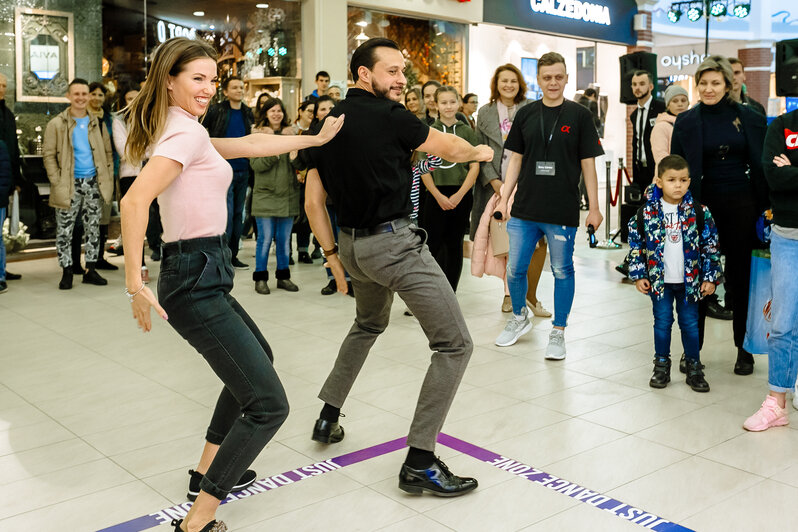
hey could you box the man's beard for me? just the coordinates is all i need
[636,89,650,101]
[373,79,402,102]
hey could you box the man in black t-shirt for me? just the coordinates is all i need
[494,52,604,359]
[304,38,493,498]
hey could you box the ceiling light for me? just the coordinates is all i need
[709,1,726,16]
[686,5,703,21]
[667,8,681,22]
[193,11,205,16]
[256,3,269,7]
[356,21,368,27]
[209,24,215,29]
[732,3,750,17]
[355,29,369,43]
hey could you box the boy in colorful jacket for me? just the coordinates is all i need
[628,155,722,393]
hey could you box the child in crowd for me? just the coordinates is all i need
[628,154,722,392]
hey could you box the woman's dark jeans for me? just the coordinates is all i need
[158,235,289,500]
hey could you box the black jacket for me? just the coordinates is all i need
[741,93,767,118]
[0,100,21,190]
[630,98,666,171]
[671,98,769,210]
[762,110,798,228]
[0,138,11,207]
[201,100,254,139]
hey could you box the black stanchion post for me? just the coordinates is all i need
[597,159,621,249]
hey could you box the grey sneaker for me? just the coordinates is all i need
[545,328,566,360]
[495,307,532,347]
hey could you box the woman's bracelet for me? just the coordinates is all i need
[125,284,145,303]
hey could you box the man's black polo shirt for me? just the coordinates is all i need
[307,88,429,228]
[504,99,603,227]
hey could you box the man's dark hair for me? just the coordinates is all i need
[88,81,107,94]
[632,70,653,84]
[350,38,400,82]
[658,154,689,178]
[315,71,330,80]
[68,78,89,90]
[222,76,242,90]
[583,88,597,98]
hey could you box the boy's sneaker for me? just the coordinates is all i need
[187,469,257,501]
[743,395,789,432]
[545,328,566,360]
[495,307,531,347]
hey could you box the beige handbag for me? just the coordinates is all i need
[490,218,510,258]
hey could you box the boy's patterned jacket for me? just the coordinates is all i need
[628,184,722,303]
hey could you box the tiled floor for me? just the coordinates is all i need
[0,230,790,532]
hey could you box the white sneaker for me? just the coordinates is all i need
[527,299,552,318]
[545,328,566,360]
[793,384,798,411]
[495,307,532,347]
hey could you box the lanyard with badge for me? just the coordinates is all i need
[537,103,563,176]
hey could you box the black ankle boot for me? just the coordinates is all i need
[59,267,73,290]
[734,347,754,375]
[685,358,710,392]
[649,356,671,388]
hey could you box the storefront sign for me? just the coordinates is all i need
[156,20,196,42]
[529,0,611,26]
[660,50,707,72]
[484,0,636,45]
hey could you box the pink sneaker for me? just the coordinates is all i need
[743,395,789,431]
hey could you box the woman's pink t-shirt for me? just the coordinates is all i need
[152,106,232,243]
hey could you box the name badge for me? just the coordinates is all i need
[536,161,556,176]
[649,117,657,127]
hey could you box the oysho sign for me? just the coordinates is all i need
[529,0,612,26]
[660,50,707,71]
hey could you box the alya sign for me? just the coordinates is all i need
[484,0,637,45]
[530,0,612,26]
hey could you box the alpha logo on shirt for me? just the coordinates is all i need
[786,129,798,149]
[560,125,571,133]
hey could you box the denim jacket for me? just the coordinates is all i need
[628,184,722,303]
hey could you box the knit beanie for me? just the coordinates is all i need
[664,85,688,107]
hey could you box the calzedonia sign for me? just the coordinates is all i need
[484,0,637,45]
[530,0,612,26]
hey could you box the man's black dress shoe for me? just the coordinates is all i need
[706,298,733,320]
[5,272,21,280]
[312,417,344,443]
[734,347,754,375]
[398,457,478,497]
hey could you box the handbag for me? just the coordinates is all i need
[490,218,510,258]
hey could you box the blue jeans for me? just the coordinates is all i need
[650,283,700,360]
[507,218,576,327]
[768,231,798,392]
[255,217,293,272]
[226,169,249,258]
[157,235,288,500]
[0,206,6,281]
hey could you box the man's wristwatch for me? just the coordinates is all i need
[322,245,338,257]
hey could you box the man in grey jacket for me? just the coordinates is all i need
[43,78,113,289]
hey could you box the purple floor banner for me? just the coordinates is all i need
[97,433,693,532]
[437,433,694,532]
[96,437,408,532]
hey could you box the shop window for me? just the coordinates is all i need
[347,7,466,92]
[576,46,595,90]
[102,0,302,113]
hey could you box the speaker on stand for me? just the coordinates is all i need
[619,51,658,104]
[776,39,798,97]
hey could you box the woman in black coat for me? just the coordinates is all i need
[671,55,768,376]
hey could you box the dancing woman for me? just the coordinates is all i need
[120,37,343,532]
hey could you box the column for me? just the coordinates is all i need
[300,0,348,96]
[738,43,773,110]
